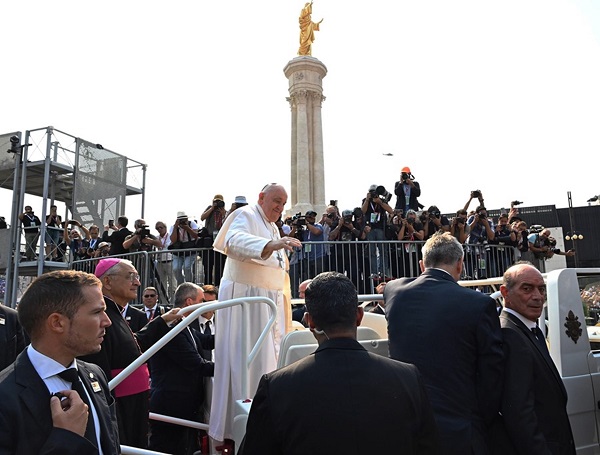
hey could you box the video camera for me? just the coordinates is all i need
[368,185,392,203]
[214,199,225,209]
[291,212,306,227]
[138,225,151,239]
[471,190,482,199]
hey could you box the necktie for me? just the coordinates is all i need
[147,309,154,321]
[204,320,212,336]
[58,368,97,445]
[531,326,550,354]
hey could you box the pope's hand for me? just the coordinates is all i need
[279,236,302,252]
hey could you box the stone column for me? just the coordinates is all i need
[284,56,327,217]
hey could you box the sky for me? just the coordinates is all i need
[2,0,600,227]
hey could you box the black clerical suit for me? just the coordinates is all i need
[0,305,26,371]
[0,351,119,454]
[385,269,504,454]
[239,338,439,455]
[490,311,575,454]
[149,323,214,455]
[79,296,171,448]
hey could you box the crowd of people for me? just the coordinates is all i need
[0,178,583,454]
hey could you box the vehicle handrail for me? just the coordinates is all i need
[109,296,277,400]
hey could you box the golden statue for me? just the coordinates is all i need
[298,2,323,56]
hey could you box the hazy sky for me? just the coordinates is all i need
[2,0,600,226]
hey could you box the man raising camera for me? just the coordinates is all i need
[201,194,227,285]
[123,219,161,253]
[465,206,495,279]
[450,209,470,244]
[528,228,575,272]
[362,185,394,280]
[393,166,422,213]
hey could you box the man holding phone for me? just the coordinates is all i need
[101,216,132,256]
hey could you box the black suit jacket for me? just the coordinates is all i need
[102,227,132,256]
[123,305,148,332]
[0,350,120,454]
[394,179,422,211]
[239,338,440,455]
[0,305,26,371]
[490,311,575,454]
[384,269,504,455]
[149,325,214,421]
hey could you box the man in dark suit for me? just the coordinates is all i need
[149,282,214,455]
[101,215,132,256]
[240,272,440,455]
[492,263,575,454]
[122,303,148,332]
[0,304,26,371]
[141,286,168,322]
[384,232,504,455]
[0,270,119,454]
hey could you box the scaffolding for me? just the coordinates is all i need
[0,126,146,307]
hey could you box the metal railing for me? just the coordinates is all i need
[112,296,277,455]
[67,241,521,303]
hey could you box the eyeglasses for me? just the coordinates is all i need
[113,272,141,283]
[143,294,156,298]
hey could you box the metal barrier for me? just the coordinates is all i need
[110,296,277,455]
[70,241,520,303]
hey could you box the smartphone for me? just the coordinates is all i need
[108,219,114,227]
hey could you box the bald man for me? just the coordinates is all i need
[209,184,302,446]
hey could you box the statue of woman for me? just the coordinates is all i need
[298,2,323,56]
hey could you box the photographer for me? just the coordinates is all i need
[320,205,340,271]
[201,194,227,285]
[362,185,394,279]
[394,209,425,278]
[465,206,495,279]
[329,208,365,284]
[290,211,326,281]
[393,166,422,212]
[224,195,248,220]
[528,228,575,272]
[123,218,161,253]
[490,213,517,276]
[18,205,41,261]
[63,219,101,260]
[450,209,470,244]
[423,205,450,240]
[44,204,62,260]
[169,212,200,285]
[62,224,88,261]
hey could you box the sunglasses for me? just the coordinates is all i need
[143,294,156,298]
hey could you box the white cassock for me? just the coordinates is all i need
[208,204,292,442]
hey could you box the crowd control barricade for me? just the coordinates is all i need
[111,296,277,455]
[71,241,519,304]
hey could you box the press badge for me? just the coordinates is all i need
[91,381,102,393]
[0,318,5,325]
[370,213,380,224]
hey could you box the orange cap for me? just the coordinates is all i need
[401,166,411,173]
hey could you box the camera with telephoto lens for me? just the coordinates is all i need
[478,210,487,220]
[401,172,411,182]
[471,190,482,199]
[214,199,225,209]
[178,218,188,226]
[352,207,363,219]
[368,185,392,203]
[429,210,441,219]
